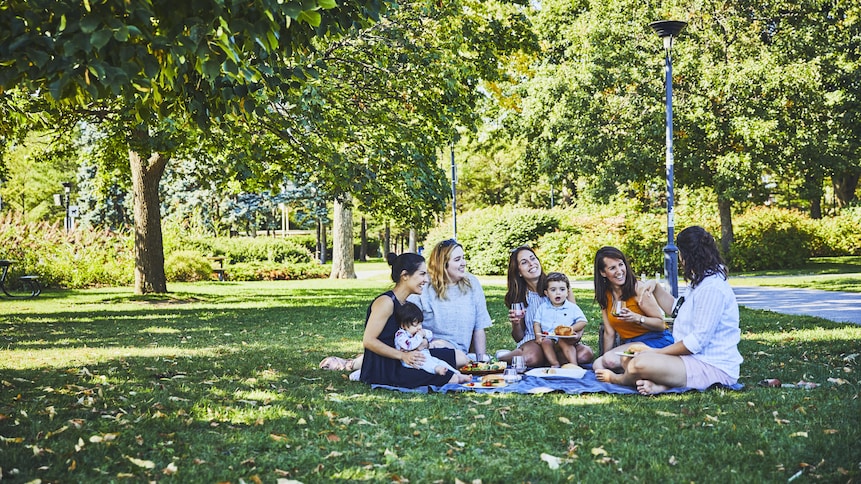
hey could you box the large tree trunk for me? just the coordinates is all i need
[130,148,168,294]
[359,216,367,261]
[718,198,734,264]
[810,197,822,219]
[330,194,356,279]
[384,223,391,255]
[833,172,859,208]
[409,228,417,253]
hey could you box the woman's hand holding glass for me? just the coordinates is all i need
[510,303,525,325]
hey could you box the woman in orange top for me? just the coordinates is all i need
[591,246,673,381]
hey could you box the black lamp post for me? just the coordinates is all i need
[649,20,686,298]
[61,182,72,232]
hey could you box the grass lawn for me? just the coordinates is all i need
[731,256,861,292]
[1,279,859,483]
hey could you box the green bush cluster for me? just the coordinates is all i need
[809,206,861,257]
[0,215,330,287]
[176,236,313,264]
[226,261,330,281]
[425,204,860,276]
[424,207,558,275]
[730,207,816,271]
[0,213,134,288]
[164,250,214,282]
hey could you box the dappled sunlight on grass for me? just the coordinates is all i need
[141,326,181,334]
[0,346,224,369]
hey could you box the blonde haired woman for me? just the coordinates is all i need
[408,239,492,361]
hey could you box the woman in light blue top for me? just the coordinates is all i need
[408,239,492,363]
[618,226,743,395]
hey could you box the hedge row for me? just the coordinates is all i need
[423,204,861,276]
[0,215,330,288]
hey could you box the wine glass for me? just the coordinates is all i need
[511,302,525,320]
[512,355,526,373]
[612,300,624,317]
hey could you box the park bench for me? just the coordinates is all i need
[208,256,227,281]
[0,259,42,298]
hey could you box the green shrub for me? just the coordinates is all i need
[729,207,816,271]
[424,207,559,275]
[0,213,134,288]
[227,261,330,281]
[164,250,213,282]
[171,236,313,264]
[534,203,667,278]
[810,207,861,257]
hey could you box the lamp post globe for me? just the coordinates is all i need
[649,20,686,298]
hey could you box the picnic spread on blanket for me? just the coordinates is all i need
[370,363,744,395]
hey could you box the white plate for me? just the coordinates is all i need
[463,381,508,389]
[615,351,638,357]
[548,334,581,339]
[525,367,587,379]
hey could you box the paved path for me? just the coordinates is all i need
[731,286,861,325]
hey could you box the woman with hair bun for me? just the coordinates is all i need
[358,252,471,387]
[610,226,743,395]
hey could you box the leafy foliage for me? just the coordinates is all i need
[730,208,817,271]
[164,250,214,283]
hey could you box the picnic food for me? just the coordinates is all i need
[626,343,649,354]
[459,360,507,374]
[554,325,573,336]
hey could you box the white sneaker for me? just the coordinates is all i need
[349,369,360,381]
[495,349,511,360]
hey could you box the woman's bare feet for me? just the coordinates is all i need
[595,369,621,384]
[636,379,669,395]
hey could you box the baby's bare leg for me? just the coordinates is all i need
[541,339,559,367]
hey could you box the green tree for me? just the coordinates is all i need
[0,0,392,293]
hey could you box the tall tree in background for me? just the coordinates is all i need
[0,0,392,293]
[253,0,537,278]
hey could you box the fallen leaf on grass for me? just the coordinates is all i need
[591,447,608,457]
[655,411,678,417]
[89,433,119,443]
[669,455,678,466]
[45,426,68,439]
[540,453,562,469]
[67,419,85,429]
[558,417,571,424]
[163,462,178,475]
[827,378,848,385]
[823,429,838,434]
[789,431,808,438]
[326,433,340,442]
[126,456,156,469]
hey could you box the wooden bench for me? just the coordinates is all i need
[0,259,42,298]
[207,256,226,281]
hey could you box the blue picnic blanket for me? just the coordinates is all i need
[371,370,744,395]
